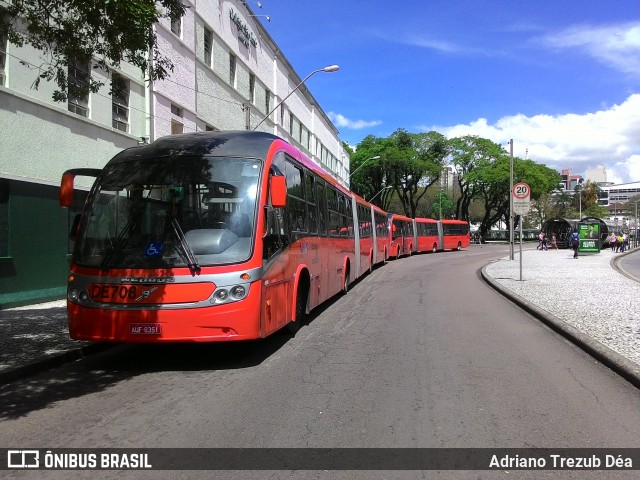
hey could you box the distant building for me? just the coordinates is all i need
[585,164,608,184]
[0,0,347,307]
[560,169,583,190]
[598,181,640,217]
[440,165,458,191]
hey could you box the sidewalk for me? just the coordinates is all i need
[1,247,639,386]
[482,246,640,387]
[0,300,109,384]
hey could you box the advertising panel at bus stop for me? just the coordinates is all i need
[578,222,600,253]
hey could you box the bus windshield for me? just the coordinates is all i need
[74,156,262,269]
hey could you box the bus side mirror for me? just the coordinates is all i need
[59,168,101,207]
[270,175,286,208]
[60,172,76,207]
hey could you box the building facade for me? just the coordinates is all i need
[0,0,348,308]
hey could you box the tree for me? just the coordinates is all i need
[448,135,498,222]
[564,180,607,219]
[430,190,455,219]
[385,129,447,217]
[449,135,561,238]
[1,0,187,100]
[350,130,448,215]
[348,135,392,209]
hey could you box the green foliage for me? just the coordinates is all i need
[0,0,186,100]
[348,134,390,208]
[353,132,561,233]
[350,129,448,216]
[448,135,561,236]
[429,190,455,219]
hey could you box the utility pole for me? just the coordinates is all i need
[509,139,514,260]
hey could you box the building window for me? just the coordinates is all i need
[111,73,129,132]
[171,120,183,135]
[0,27,6,86]
[171,17,181,37]
[301,126,310,151]
[229,54,236,87]
[171,103,183,117]
[205,125,217,131]
[265,89,271,115]
[204,28,213,67]
[249,74,255,104]
[68,58,90,117]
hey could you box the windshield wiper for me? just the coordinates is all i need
[100,210,141,271]
[170,217,201,276]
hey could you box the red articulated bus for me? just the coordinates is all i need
[387,213,414,259]
[353,195,390,275]
[412,217,440,253]
[59,131,380,342]
[439,219,471,251]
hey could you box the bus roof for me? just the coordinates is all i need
[107,131,280,165]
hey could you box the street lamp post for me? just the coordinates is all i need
[348,155,380,184]
[577,180,583,220]
[252,64,339,131]
[368,185,391,203]
[633,200,640,247]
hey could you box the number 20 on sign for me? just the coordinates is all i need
[513,182,530,199]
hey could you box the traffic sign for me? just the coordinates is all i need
[513,182,530,215]
[513,182,530,199]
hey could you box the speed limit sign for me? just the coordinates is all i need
[513,182,530,214]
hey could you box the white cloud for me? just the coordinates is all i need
[426,94,640,184]
[328,112,382,130]
[536,22,640,75]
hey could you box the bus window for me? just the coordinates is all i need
[305,172,317,234]
[317,181,327,235]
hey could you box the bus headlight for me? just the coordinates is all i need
[214,289,229,303]
[230,285,246,299]
[68,289,90,305]
[68,289,79,302]
[211,284,249,304]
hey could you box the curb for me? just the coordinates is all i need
[480,264,640,390]
[0,344,114,385]
[611,247,640,283]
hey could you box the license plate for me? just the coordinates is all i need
[129,323,162,335]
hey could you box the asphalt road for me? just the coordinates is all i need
[1,244,639,479]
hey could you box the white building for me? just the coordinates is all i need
[0,0,348,307]
[585,164,607,184]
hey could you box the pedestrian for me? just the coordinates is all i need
[569,229,580,258]
[609,233,617,252]
[537,231,544,250]
[550,233,558,249]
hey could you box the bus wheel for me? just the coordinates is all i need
[456,241,462,251]
[286,286,306,335]
[342,271,350,294]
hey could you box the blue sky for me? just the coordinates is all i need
[255,0,640,184]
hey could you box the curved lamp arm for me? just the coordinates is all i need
[252,65,339,131]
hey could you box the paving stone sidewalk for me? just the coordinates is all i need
[483,246,640,386]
